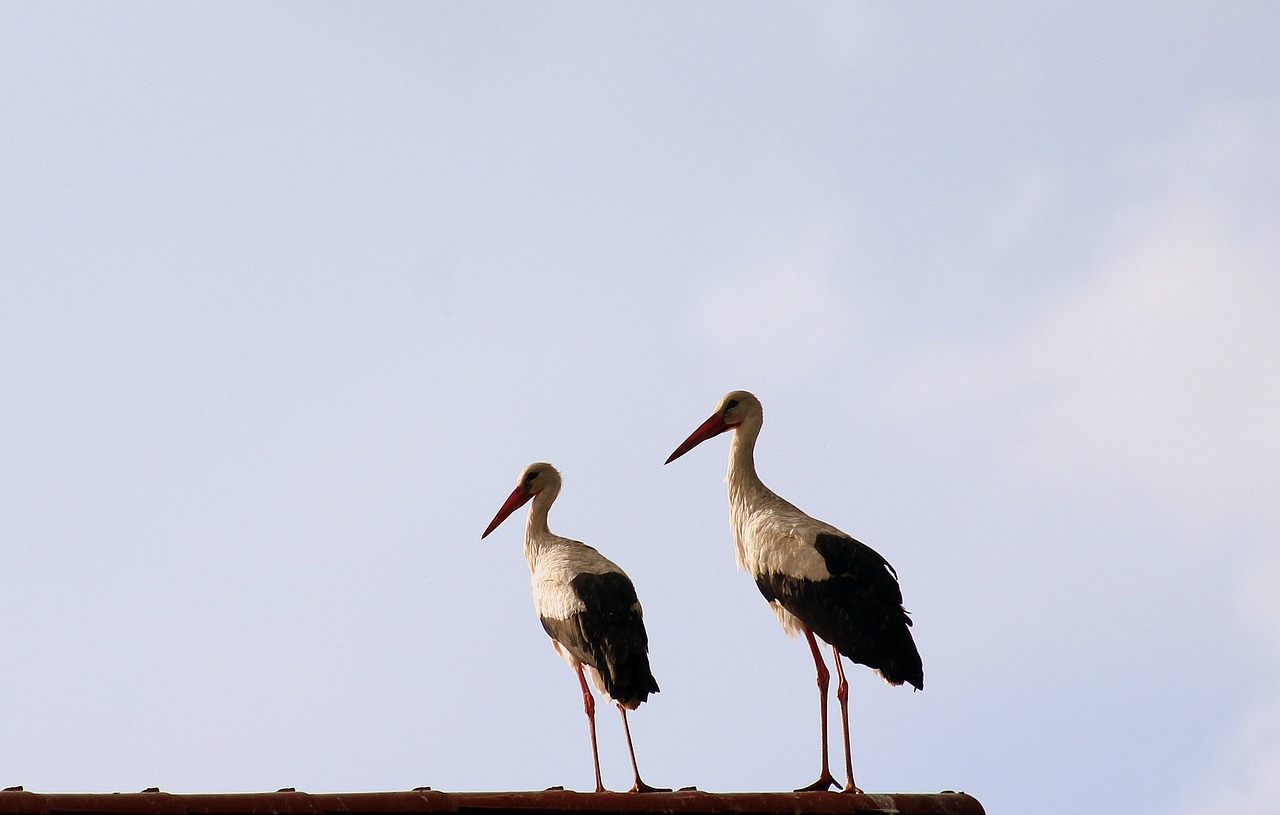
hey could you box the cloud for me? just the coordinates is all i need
[686,217,861,382]
[1242,551,1280,647]
[1021,200,1277,519]
[1177,547,1280,815]
[977,167,1059,256]
[1183,708,1280,815]
[882,105,1280,525]
[807,3,886,71]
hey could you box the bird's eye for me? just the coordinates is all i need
[725,399,740,411]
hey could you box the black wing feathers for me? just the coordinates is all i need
[540,571,660,708]
[757,532,923,690]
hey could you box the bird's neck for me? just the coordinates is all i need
[726,415,764,490]
[725,419,769,569]
[522,489,556,568]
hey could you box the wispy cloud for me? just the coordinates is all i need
[686,217,861,383]
[1178,549,1280,815]
[1178,670,1280,815]
[883,105,1280,524]
[977,167,1059,256]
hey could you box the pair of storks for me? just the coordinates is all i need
[481,391,924,794]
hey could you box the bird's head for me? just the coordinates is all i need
[665,390,761,464]
[481,461,562,538]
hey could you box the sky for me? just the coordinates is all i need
[1,4,1278,814]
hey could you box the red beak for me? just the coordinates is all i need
[482,484,534,538]
[665,412,733,464]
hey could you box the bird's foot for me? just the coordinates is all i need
[795,772,839,792]
[628,780,671,793]
[839,783,865,794]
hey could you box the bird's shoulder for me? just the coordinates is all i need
[531,539,642,626]
[738,507,835,580]
[741,504,899,584]
[528,540,609,621]
[531,536,624,582]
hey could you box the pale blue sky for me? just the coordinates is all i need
[2,5,1278,815]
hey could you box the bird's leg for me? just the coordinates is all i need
[575,664,606,793]
[795,629,838,792]
[617,704,670,793]
[831,647,861,794]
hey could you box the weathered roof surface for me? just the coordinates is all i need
[0,788,984,815]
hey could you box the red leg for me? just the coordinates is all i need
[617,704,670,793]
[794,629,838,792]
[575,664,606,793]
[831,647,861,793]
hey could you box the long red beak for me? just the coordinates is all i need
[665,412,732,464]
[482,484,534,538]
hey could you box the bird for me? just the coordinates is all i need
[665,390,922,794]
[481,462,666,794]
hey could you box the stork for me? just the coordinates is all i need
[665,391,922,793]
[482,462,666,794]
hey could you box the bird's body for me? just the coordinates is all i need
[667,391,922,792]
[525,532,658,710]
[724,424,923,690]
[483,462,662,793]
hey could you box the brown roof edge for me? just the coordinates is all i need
[0,788,984,815]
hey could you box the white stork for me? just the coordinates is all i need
[665,391,922,794]
[481,462,665,794]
